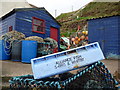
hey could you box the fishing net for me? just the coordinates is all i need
[0,31,25,55]
[0,30,25,41]
[37,42,53,56]
[44,38,58,49]
[9,61,117,89]
[25,36,44,43]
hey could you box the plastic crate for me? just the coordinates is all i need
[9,61,117,89]
[31,42,105,79]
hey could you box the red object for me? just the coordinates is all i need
[9,26,13,32]
[77,25,81,30]
[32,17,45,34]
[50,27,58,53]
[53,48,58,53]
[50,27,58,41]
[75,37,78,40]
[85,36,88,40]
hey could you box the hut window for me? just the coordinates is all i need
[9,26,13,32]
[32,17,45,34]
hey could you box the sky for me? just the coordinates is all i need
[26,0,93,17]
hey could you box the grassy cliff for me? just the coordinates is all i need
[56,2,120,37]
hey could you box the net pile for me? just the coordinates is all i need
[9,61,117,89]
[0,30,25,41]
[44,38,58,49]
[37,42,53,56]
[0,31,25,55]
[25,36,44,43]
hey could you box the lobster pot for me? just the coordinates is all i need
[0,40,11,60]
[11,40,22,62]
[37,42,53,57]
[9,61,117,89]
[22,40,37,63]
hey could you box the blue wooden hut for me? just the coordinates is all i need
[0,7,61,51]
[88,15,120,59]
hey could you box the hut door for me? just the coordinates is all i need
[50,27,58,53]
[97,26,105,54]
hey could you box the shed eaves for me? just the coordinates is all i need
[0,8,61,26]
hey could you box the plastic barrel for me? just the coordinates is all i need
[11,40,22,62]
[0,40,11,60]
[22,40,37,63]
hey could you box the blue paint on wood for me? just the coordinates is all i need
[15,9,60,38]
[0,13,16,36]
[88,16,120,59]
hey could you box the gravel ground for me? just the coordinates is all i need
[0,60,32,77]
[102,59,119,75]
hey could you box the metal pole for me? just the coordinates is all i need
[55,9,57,18]
[72,5,73,12]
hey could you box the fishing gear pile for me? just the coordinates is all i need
[0,30,25,41]
[9,61,117,89]
[25,36,44,43]
[44,38,58,49]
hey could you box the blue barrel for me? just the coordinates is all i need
[22,40,37,63]
[0,40,11,60]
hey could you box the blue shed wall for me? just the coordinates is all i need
[88,16,120,59]
[0,13,16,36]
[15,10,60,38]
[15,9,60,50]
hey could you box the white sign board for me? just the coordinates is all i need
[31,42,105,79]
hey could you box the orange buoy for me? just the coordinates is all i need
[78,38,81,42]
[85,31,88,35]
[82,31,85,34]
[71,38,75,41]
[82,31,88,35]
[75,37,79,40]
[80,35,85,40]
[75,40,79,44]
